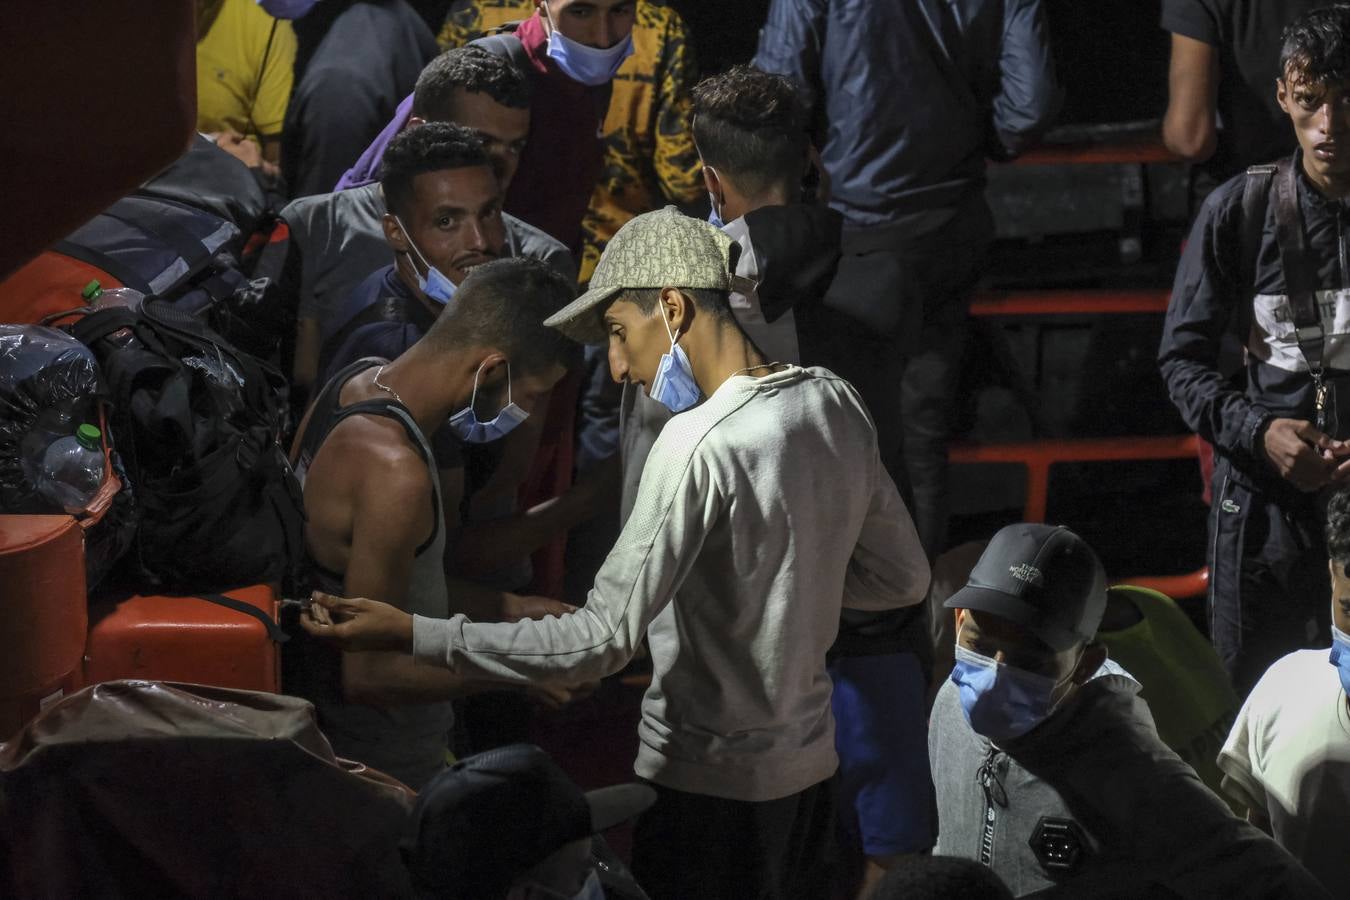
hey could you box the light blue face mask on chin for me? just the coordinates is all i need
[394,216,457,306]
[543,4,635,86]
[449,359,529,444]
[648,311,702,413]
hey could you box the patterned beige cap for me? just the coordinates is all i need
[544,205,744,344]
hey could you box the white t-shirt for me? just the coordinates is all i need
[1219,648,1350,891]
[413,366,931,801]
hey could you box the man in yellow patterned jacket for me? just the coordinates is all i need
[439,0,703,282]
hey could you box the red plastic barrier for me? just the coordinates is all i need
[1006,139,1180,167]
[970,289,1171,318]
[85,586,281,693]
[949,435,1200,523]
[0,515,88,740]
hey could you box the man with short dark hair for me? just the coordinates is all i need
[319,122,505,381]
[1217,486,1350,892]
[319,122,605,634]
[931,524,1327,897]
[1160,6,1350,694]
[288,257,580,790]
[438,0,703,284]
[340,0,638,256]
[301,206,931,898]
[258,45,570,398]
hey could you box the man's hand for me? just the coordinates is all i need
[208,129,281,178]
[500,593,576,623]
[301,591,415,653]
[1260,418,1350,491]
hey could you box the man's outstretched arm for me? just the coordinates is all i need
[307,442,723,686]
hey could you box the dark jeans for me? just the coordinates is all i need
[803,206,991,557]
[630,779,837,900]
[1208,458,1330,696]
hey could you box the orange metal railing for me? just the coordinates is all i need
[959,275,1209,598]
[1009,138,1180,167]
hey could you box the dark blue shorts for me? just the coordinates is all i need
[829,651,935,857]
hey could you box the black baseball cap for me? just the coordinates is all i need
[403,743,656,899]
[944,524,1107,652]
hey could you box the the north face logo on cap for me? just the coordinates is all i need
[1009,563,1045,587]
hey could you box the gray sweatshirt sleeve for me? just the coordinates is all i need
[842,443,932,612]
[411,440,721,684]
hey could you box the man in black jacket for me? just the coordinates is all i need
[1160,6,1350,694]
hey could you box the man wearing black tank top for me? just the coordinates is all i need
[288,257,582,788]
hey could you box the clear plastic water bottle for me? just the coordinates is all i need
[38,424,105,513]
[81,279,143,312]
[82,279,143,350]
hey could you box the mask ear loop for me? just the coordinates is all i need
[393,215,434,277]
[468,358,488,413]
[470,358,512,418]
[660,303,679,349]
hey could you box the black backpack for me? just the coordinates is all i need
[69,300,306,599]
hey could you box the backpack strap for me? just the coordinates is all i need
[1271,156,1332,430]
[195,592,290,643]
[1240,165,1277,297]
[328,398,443,557]
[302,359,443,557]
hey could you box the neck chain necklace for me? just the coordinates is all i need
[373,365,405,405]
[730,361,785,379]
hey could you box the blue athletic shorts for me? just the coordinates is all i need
[828,651,935,857]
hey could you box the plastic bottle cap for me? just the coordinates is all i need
[81,280,103,301]
[76,424,102,451]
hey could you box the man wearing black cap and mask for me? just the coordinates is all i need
[930,523,1327,898]
[404,743,655,899]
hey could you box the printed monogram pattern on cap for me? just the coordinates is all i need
[545,205,740,343]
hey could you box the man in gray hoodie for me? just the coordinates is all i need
[931,523,1327,898]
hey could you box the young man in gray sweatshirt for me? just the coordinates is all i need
[302,205,931,899]
[932,523,1327,898]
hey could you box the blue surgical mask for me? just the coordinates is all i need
[394,215,457,306]
[255,0,319,19]
[543,5,634,86]
[449,360,529,444]
[708,193,725,230]
[1331,624,1350,697]
[648,311,701,413]
[950,643,1072,742]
